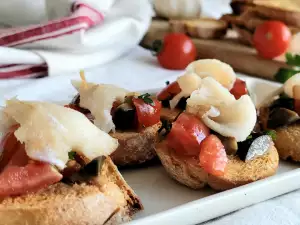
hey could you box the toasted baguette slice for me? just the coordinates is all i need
[170,18,228,39]
[0,157,142,225]
[232,24,253,46]
[156,141,279,191]
[110,123,161,167]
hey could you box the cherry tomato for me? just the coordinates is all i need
[230,78,248,100]
[199,134,228,176]
[133,98,162,128]
[157,81,182,101]
[253,21,291,59]
[167,112,210,156]
[0,125,20,171]
[154,33,197,70]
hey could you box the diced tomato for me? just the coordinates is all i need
[0,162,62,197]
[0,124,20,171]
[230,79,248,100]
[199,135,228,176]
[132,98,162,128]
[167,112,210,156]
[294,100,300,115]
[157,81,181,101]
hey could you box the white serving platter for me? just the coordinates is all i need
[1,74,299,225]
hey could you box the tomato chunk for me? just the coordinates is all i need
[199,135,228,176]
[0,162,62,197]
[0,125,20,171]
[167,112,210,156]
[230,79,248,100]
[133,98,162,128]
[157,81,181,101]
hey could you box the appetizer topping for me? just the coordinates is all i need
[169,73,202,109]
[199,134,228,176]
[72,80,129,133]
[1,100,118,170]
[167,112,210,156]
[137,93,154,106]
[217,135,238,155]
[132,97,162,128]
[112,102,136,130]
[230,78,248,100]
[157,81,181,102]
[187,77,256,142]
[275,53,300,83]
[283,73,300,99]
[186,59,236,90]
[237,133,274,161]
[267,108,299,129]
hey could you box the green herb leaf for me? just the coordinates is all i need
[274,68,300,83]
[246,135,253,140]
[165,81,170,86]
[138,93,154,106]
[285,53,300,66]
[265,130,277,141]
[68,151,76,160]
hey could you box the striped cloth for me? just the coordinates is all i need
[0,2,104,79]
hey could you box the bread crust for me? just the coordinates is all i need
[110,123,161,167]
[156,141,279,191]
[169,19,228,39]
[0,157,142,225]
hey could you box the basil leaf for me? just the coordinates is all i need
[274,68,299,83]
[138,93,154,106]
[68,151,76,160]
[285,53,300,66]
[264,130,276,141]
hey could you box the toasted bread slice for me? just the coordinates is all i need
[110,123,161,167]
[271,122,300,162]
[156,140,279,191]
[0,157,142,225]
[170,18,228,39]
[232,24,253,46]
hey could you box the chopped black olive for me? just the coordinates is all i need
[267,108,299,129]
[269,96,295,111]
[237,133,272,161]
[217,136,238,155]
[112,103,136,130]
[161,99,170,108]
[176,97,188,110]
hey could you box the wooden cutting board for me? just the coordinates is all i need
[141,20,291,81]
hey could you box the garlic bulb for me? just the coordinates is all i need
[186,59,237,90]
[187,77,256,142]
[153,0,202,19]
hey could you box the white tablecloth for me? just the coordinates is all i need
[0,46,299,225]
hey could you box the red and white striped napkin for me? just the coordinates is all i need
[0,0,153,79]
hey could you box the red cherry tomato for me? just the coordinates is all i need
[199,134,228,176]
[167,112,210,156]
[133,98,162,128]
[0,125,20,171]
[230,78,248,100]
[155,33,197,70]
[157,81,182,101]
[253,21,291,59]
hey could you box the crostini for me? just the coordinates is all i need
[156,77,279,191]
[68,73,162,167]
[0,99,142,225]
[258,73,300,162]
[157,59,248,122]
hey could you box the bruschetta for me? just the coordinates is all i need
[157,59,249,122]
[0,99,142,225]
[156,77,279,191]
[258,73,300,162]
[68,74,162,167]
